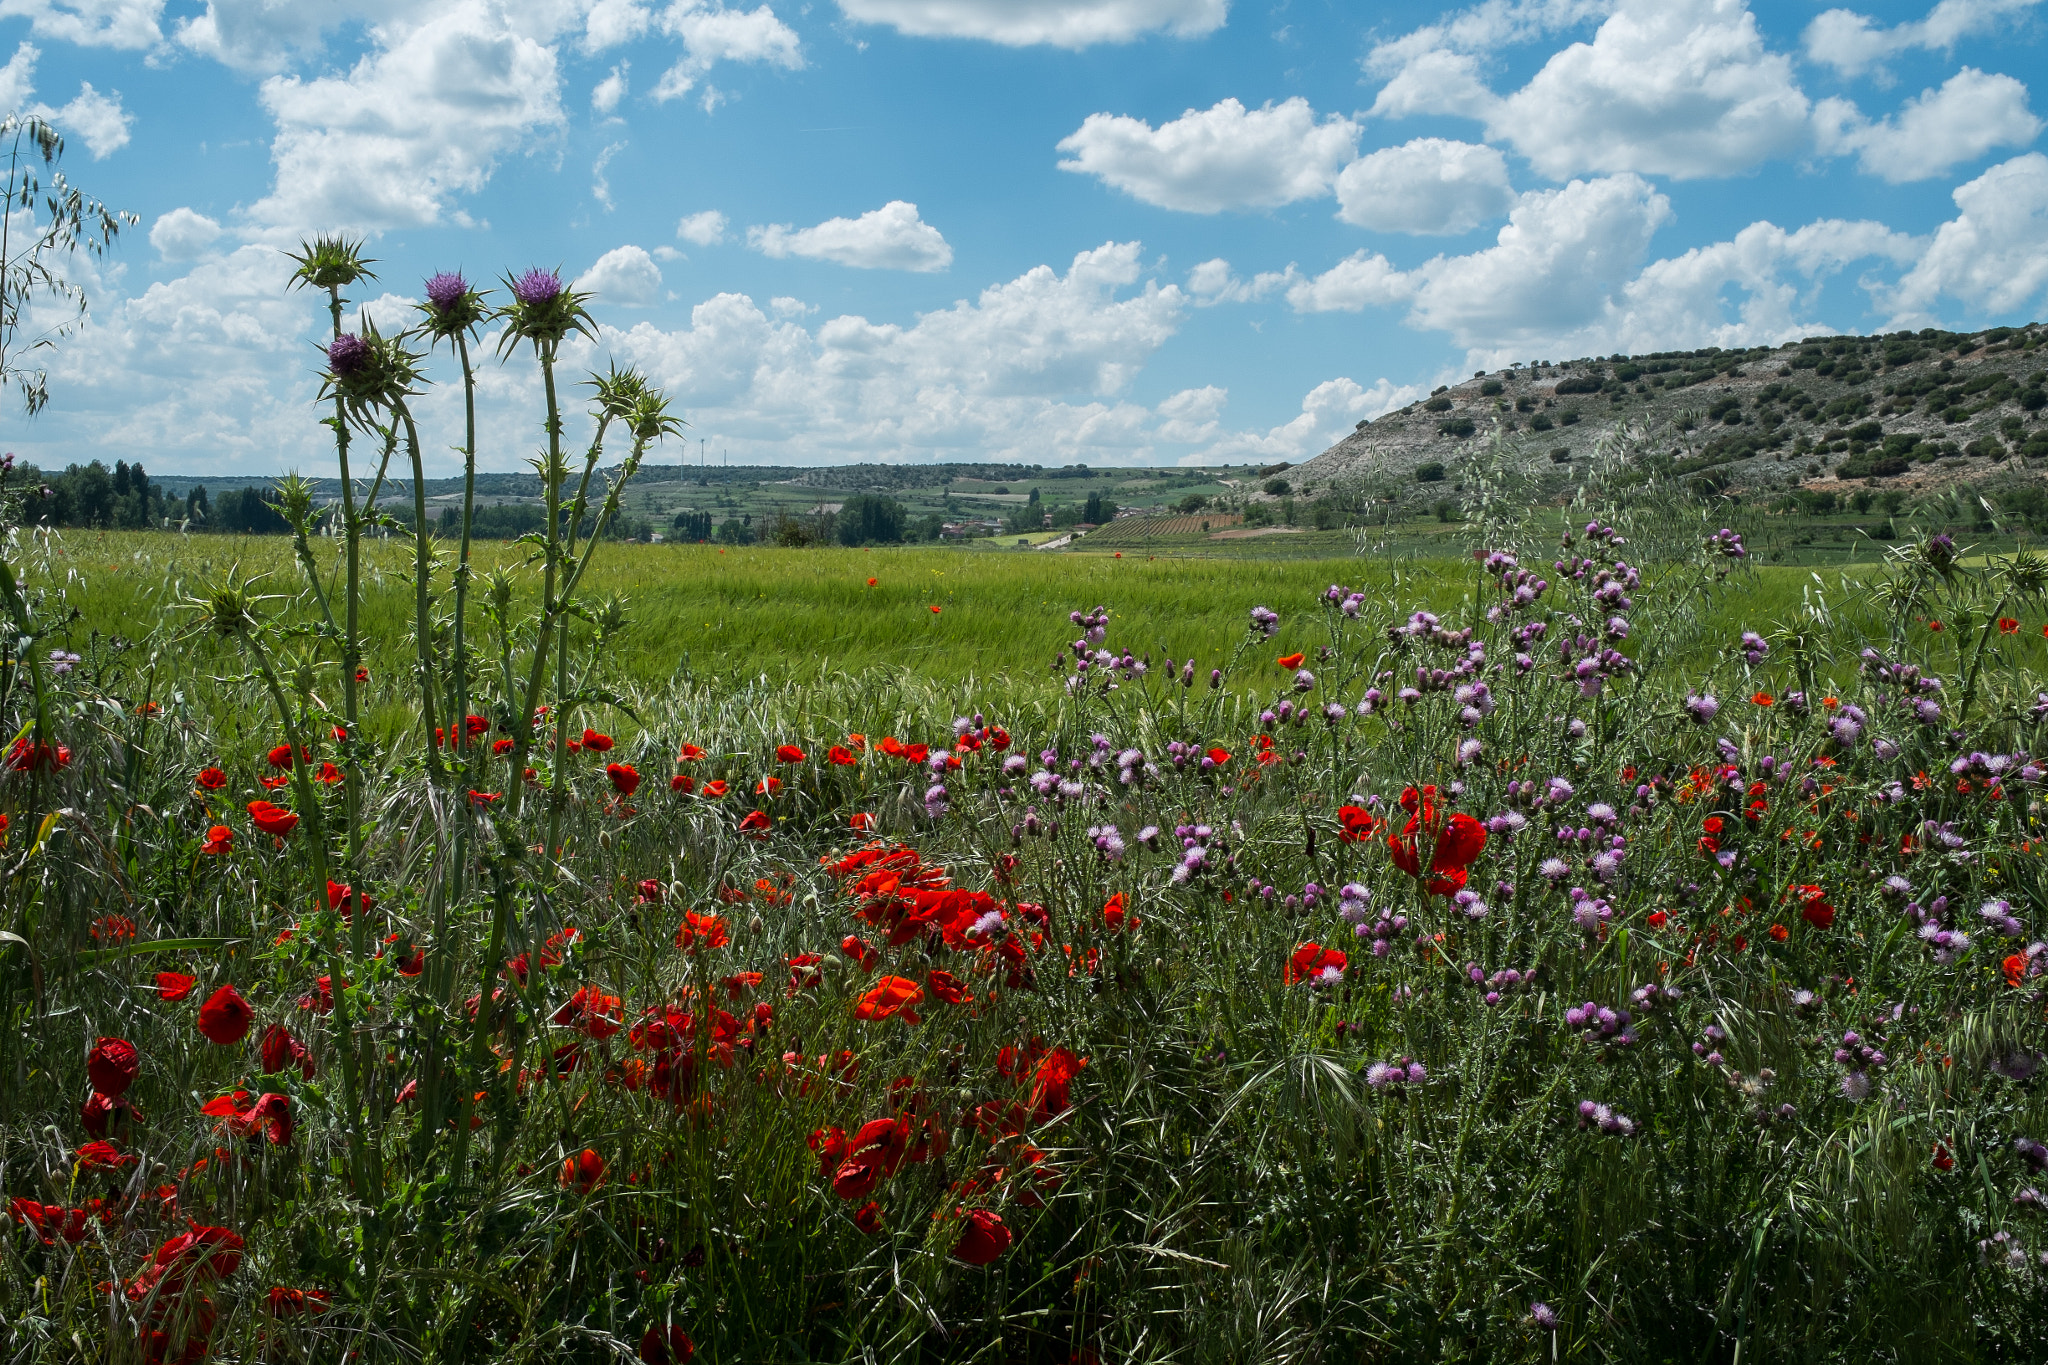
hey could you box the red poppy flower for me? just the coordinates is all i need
[76,1140,135,1171]
[926,969,973,1005]
[738,809,771,839]
[1928,620,1944,632]
[259,1025,315,1080]
[258,773,290,790]
[156,972,198,1001]
[1028,1047,1086,1122]
[91,914,136,943]
[929,605,941,614]
[196,984,254,1045]
[1277,652,1305,669]
[246,801,297,837]
[1101,892,1139,932]
[4,738,69,772]
[580,728,614,753]
[195,766,227,791]
[1386,788,1487,896]
[1336,805,1378,843]
[2005,953,2027,988]
[677,743,706,761]
[312,761,344,784]
[853,1201,885,1234]
[828,745,856,766]
[850,812,874,830]
[866,577,878,586]
[1932,1140,1955,1171]
[126,1222,243,1306]
[675,910,731,952]
[775,744,805,763]
[669,773,695,793]
[951,1208,1012,1265]
[841,935,878,970]
[756,776,782,796]
[1999,617,2020,634]
[266,1288,332,1318]
[326,880,371,917]
[552,985,624,1039]
[854,976,925,1025]
[701,779,729,798]
[607,762,641,796]
[1768,923,1788,942]
[468,789,502,807]
[1284,942,1348,984]
[635,878,664,904]
[1794,884,1835,929]
[639,1325,695,1364]
[808,1124,848,1177]
[1206,746,1230,765]
[87,1037,139,1097]
[832,1116,911,1200]
[384,935,425,976]
[1751,691,1773,706]
[560,1148,607,1195]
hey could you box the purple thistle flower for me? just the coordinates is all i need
[512,267,563,307]
[426,270,467,313]
[327,332,371,377]
[1530,1302,1558,1331]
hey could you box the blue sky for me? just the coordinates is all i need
[2,0,2046,475]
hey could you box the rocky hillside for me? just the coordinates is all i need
[1290,323,2048,502]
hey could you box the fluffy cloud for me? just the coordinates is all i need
[677,209,728,245]
[1888,152,2048,322]
[1188,376,1426,464]
[576,245,664,305]
[1334,138,1513,235]
[1285,251,1412,314]
[1816,69,2042,183]
[45,82,131,157]
[1288,174,1677,353]
[1804,0,2044,77]
[592,63,628,112]
[0,40,35,111]
[1056,97,1360,213]
[1490,0,1811,179]
[1292,175,1673,343]
[0,0,162,49]
[150,207,224,261]
[0,40,133,158]
[175,0,384,73]
[652,0,804,101]
[248,2,565,232]
[834,0,1228,48]
[1367,0,1818,181]
[748,200,952,271]
[1185,258,1290,305]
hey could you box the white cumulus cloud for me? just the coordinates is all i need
[1816,69,2042,183]
[835,0,1227,48]
[1334,138,1514,235]
[1490,0,1812,180]
[748,200,952,271]
[1286,251,1413,314]
[576,244,664,306]
[1190,376,1425,464]
[248,1,565,232]
[1057,97,1360,213]
[0,0,162,49]
[1804,0,2044,77]
[1887,152,2048,323]
[44,81,131,157]
[592,64,629,113]
[1185,258,1291,305]
[677,209,728,245]
[652,0,804,101]
[0,40,37,111]
[150,207,223,262]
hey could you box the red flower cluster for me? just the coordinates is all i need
[1386,785,1487,895]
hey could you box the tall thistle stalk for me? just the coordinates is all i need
[416,274,491,766]
[286,236,376,875]
[543,371,684,855]
[493,269,595,826]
